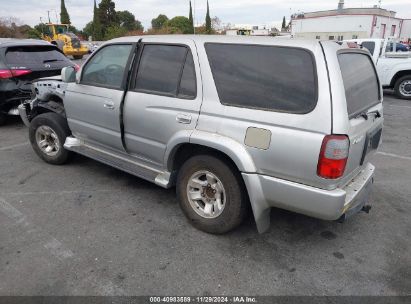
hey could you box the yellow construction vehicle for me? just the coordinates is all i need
[41,23,89,59]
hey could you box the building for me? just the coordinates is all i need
[401,20,411,42]
[226,25,270,36]
[291,0,410,42]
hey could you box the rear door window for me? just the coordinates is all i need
[205,43,318,113]
[133,44,196,99]
[338,52,380,118]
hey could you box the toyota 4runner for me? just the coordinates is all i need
[19,35,383,234]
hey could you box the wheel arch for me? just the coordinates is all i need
[390,70,411,87]
[166,131,257,175]
[29,95,67,123]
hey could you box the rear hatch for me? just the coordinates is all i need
[321,42,383,188]
[4,45,74,82]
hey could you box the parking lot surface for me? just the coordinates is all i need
[0,94,410,296]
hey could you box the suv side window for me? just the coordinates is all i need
[205,43,317,113]
[133,44,196,99]
[81,44,132,89]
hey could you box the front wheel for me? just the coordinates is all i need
[29,113,72,165]
[394,75,411,100]
[176,155,248,234]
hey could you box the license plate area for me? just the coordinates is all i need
[360,127,382,165]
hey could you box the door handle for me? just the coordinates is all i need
[103,102,115,110]
[176,114,192,124]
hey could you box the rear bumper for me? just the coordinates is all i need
[242,163,375,233]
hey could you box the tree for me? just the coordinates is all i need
[92,0,103,40]
[104,24,127,40]
[205,0,212,34]
[166,16,192,34]
[98,0,117,33]
[117,10,143,31]
[211,16,221,31]
[34,23,49,36]
[281,16,286,30]
[151,14,168,29]
[188,1,194,34]
[83,21,94,39]
[60,0,71,24]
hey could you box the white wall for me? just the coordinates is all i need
[291,14,403,39]
[400,20,411,41]
[292,15,373,36]
[374,15,403,38]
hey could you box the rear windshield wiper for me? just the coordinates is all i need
[43,59,62,63]
[356,109,382,120]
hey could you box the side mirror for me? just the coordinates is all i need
[61,66,76,83]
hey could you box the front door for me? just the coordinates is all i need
[123,38,202,168]
[64,43,134,150]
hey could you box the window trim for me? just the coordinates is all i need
[129,42,197,100]
[204,42,319,114]
[80,42,135,91]
[337,49,382,119]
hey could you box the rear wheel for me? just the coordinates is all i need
[394,75,411,100]
[176,155,248,234]
[29,113,72,165]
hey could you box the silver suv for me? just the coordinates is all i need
[20,35,383,234]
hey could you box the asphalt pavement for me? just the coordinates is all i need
[0,93,410,296]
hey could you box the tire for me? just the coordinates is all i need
[176,154,248,234]
[394,75,411,100]
[29,113,72,165]
[73,55,83,60]
[0,113,7,126]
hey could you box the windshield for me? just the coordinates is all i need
[52,25,68,34]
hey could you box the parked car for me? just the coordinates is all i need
[20,36,383,234]
[348,38,411,100]
[0,39,76,125]
[387,42,410,52]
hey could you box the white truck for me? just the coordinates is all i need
[348,38,411,100]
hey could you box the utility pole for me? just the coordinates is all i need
[47,10,51,23]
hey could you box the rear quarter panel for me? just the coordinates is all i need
[195,40,333,189]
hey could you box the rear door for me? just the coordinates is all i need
[323,43,383,185]
[122,38,202,167]
[64,43,134,150]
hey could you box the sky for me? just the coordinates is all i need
[0,0,410,30]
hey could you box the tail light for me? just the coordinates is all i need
[317,135,350,179]
[0,69,32,79]
[0,69,13,79]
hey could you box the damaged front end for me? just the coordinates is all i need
[18,77,67,127]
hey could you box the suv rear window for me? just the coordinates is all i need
[5,46,69,66]
[338,52,380,118]
[205,43,318,113]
